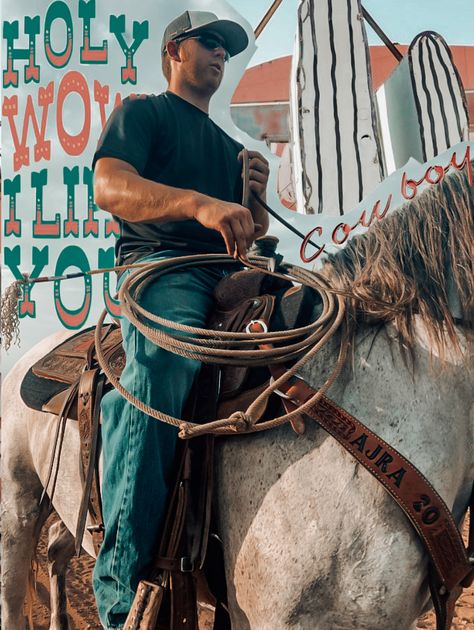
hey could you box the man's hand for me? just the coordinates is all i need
[238,150,270,200]
[194,198,257,259]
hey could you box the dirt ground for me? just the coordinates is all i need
[30,515,473,630]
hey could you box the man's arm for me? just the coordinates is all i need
[238,150,270,239]
[94,157,257,258]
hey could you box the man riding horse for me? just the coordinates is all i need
[91,10,269,629]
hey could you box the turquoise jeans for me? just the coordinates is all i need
[93,251,235,629]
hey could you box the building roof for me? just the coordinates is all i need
[231,45,474,125]
[232,56,292,104]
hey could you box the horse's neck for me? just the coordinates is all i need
[303,320,473,515]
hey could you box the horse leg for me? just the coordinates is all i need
[1,445,50,629]
[47,519,75,630]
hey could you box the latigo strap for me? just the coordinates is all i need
[76,368,105,556]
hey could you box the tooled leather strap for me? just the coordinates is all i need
[76,368,105,556]
[248,322,473,629]
[277,370,473,627]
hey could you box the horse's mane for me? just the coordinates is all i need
[325,164,474,360]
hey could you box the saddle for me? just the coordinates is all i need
[20,260,474,630]
[20,262,318,627]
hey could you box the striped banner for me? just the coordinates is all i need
[376,32,470,173]
[289,0,383,216]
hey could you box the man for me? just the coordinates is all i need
[92,10,269,628]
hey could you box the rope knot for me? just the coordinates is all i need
[178,422,193,439]
[229,411,253,432]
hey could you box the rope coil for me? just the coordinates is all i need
[95,253,348,438]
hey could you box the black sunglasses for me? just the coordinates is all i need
[175,34,230,62]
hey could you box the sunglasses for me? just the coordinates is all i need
[176,34,230,62]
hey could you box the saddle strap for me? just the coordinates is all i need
[272,367,473,629]
[75,368,105,556]
[124,444,198,630]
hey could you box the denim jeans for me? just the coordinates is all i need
[93,250,235,629]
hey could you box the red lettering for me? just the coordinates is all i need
[56,71,90,155]
[44,2,73,68]
[332,222,351,246]
[54,282,92,328]
[2,83,54,171]
[105,218,120,238]
[93,80,123,128]
[402,146,472,202]
[401,171,423,200]
[354,209,371,229]
[450,145,472,185]
[300,226,325,263]
[3,17,41,87]
[78,0,108,64]
[122,52,136,83]
[32,168,61,238]
[81,32,108,63]
[425,165,444,185]
[83,167,99,237]
[3,174,22,236]
[371,194,392,222]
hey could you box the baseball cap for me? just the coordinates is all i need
[161,10,249,58]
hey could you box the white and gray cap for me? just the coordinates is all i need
[161,10,249,58]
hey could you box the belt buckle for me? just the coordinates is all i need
[180,557,194,572]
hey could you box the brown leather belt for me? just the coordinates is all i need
[248,321,473,630]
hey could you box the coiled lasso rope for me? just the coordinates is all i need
[94,252,348,439]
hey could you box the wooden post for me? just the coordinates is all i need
[361,5,403,61]
[254,0,285,40]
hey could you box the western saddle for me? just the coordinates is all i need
[20,253,474,630]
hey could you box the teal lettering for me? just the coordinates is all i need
[109,14,149,84]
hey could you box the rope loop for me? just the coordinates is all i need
[94,253,347,439]
[178,422,193,439]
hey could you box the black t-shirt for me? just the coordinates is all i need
[93,91,244,264]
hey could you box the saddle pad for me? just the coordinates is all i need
[32,324,123,384]
[20,324,124,415]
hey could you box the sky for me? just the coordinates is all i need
[230,0,474,65]
[1,0,473,373]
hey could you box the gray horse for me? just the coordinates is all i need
[2,167,473,629]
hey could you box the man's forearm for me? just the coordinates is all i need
[94,167,201,223]
[94,157,259,258]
